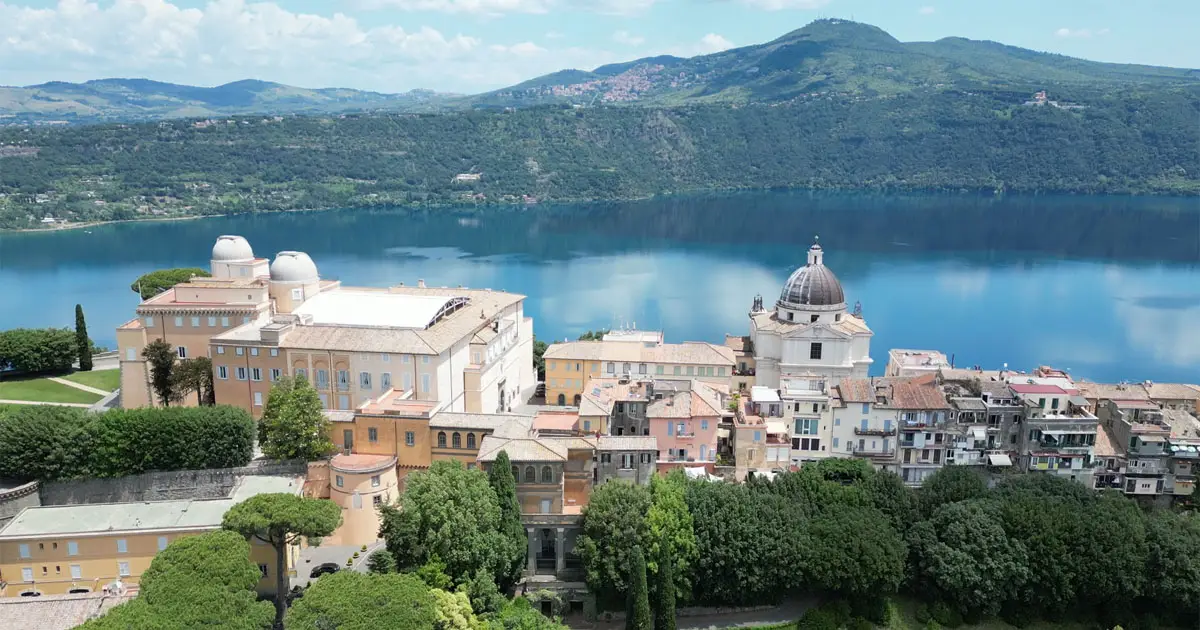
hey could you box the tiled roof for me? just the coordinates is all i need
[750,311,873,336]
[1144,383,1200,401]
[544,341,734,365]
[886,379,951,410]
[1094,425,1122,458]
[1009,384,1069,395]
[1078,382,1149,401]
[837,378,874,403]
[476,435,567,462]
[430,412,531,432]
[939,368,1004,383]
[331,454,397,474]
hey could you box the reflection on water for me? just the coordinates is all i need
[1,191,1197,383]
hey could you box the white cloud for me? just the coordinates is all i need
[0,0,629,93]
[698,33,735,53]
[1055,27,1109,38]
[918,6,935,15]
[737,0,829,10]
[589,0,659,14]
[354,0,552,14]
[544,30,565,39]
[612,30,645,47]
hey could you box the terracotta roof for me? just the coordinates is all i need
[429,412,531,433]
[887,379,950,410]
[1144,383,1200,401]
[1094,425,1122,458]
[1078,382,1149,402]
[331,453,397,474]
[544,340,734,365]
[837,378,874,403]
[597,436,658,451]
[533,411,579,432]
[476,435,567,462]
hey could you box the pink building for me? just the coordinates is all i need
[647,381,726,464]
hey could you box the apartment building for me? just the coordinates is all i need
[1097,399,1200,500]
[724,334,757,393]
[891,376,953,486]
[830,378,899,473]
[0,476,301,598]
[723,387,793,479]
[1010,382,1098,486]
[885,349,951,378]
[575,377,726,464]
[120,236,535,418]
[543,338,734,407]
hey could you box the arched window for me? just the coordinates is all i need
[452,432,461,448]
[573,394,581,406]
[557,393,566,406]
[437,432,447,448]
[511,466,519,481]
[541,466,553,483]
[524,466,535,483]
[467,433,476,449]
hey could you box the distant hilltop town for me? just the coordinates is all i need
[1023,90,1086,109]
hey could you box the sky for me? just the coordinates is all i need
[1,0,1197,94]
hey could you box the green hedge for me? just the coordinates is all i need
[0,328,77,374]
[0,405,255,480]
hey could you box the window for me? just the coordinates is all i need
[207,316,217,327]
[118,562,130,577]
[176,346,188,359]
[524,466,535,483]
[600,453,611,463]
[216,346,225,355]
[116,539,127,554]
[270,368,281,382]
[607,362,615,374]
[437,432,447,448]
[809,343,823,360]
[754,431,762,441]
[250,348,259,357]
[373,495,383,506]
[401,355,410,364]
[371,475,381,488]
[718,367,726,376]
[336,370,349,390]
[190,316,200,327]
[19,544,30,559]
[833,437,840,448]
[405,431,415,447]
[236,367,247,381]
[21,568,33,582]
[143,316,154,328]
[621,454,633,469]
[236,347,244,356]
[452,432,462,448]
[638,363,647,374]
[368,427,378,443]
[380,353,390,363]
[381,372,392,389]
[421,356,430,365]
[221,316,230,327]
[1051,398,1060,410]
[243,317,251,325]
[861,403,870,414]
[125,347,136,361]
[686,366,694,376]
[421,374,431,393]
[251,368,262,381]
[360,372,371,389]
[253,392,263,407]
[701,419,709,430]
[291,288,303,300]
[71,564,82,579]
[796,418,819,435]
[174,316,184,327]
[67,542,78,556]
[316,369,330,389]
[540,499,551,514]
[541,466,553,483]
[295,368,308,381]
[270,349,279,357]
[467,433,476,449]
[335,475,344,488]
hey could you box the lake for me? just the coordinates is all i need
[1,191,1198,384]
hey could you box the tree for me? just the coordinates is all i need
[1075,494,1148,617]
[485,597,569,630]
[433,588,483,630]
[533,337,548,380]
[625,546,651,630]
[285,571,437,630]
[367,549,397,574]
[0,328,78,374]
[866,469,917,531]
[576,481,652,604]
[258,377,333,461]
[222,493,343,627]
[78,530,274,630]
[908,500,1029,616]
[380,460,508,585]
[142,339,176,406]
[917,465,988,517]
[131,267,211,300]
[994,489,1086,618]
[646,471,697,601]
[1144,510,1200,625]
[653,541,677,630]
[461,569,507,616]
[171,357,215,405]
[577,330,610,341]
[75,304,92,371]
[800,505,906,598]
[488,450,528,589]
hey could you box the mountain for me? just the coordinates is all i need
[475,19,1200,107]
[0,78,454,123]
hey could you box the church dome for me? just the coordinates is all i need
[270,251,319,284]
[778,239,845,309]
[211,235,254,262]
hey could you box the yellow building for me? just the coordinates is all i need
[0,476,302,598]
[543,338,735,407]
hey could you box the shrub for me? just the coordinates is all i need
[852,597,889,625]
[848,618,874,630]
[914,603,931,624]
[0,405,255,481]
[0,328,77,374]
[931,601,962,628]
[367,550,397,575]
[798,608,839,630]
[819,600,852,626]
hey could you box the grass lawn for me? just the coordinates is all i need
[0,377,103,404]
[0,404,21,417]
[62,369,121,392]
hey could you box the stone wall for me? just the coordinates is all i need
[0,481,41,527]
[39,460,308,506]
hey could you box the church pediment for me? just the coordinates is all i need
[781,322,850,340]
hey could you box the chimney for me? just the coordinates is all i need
[417,279,426,288]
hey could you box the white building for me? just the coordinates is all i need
[885,349,951,378]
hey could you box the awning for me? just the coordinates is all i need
[716,428,730,439]
[970,427,987,439]
[987,453,1013,467]
[1139,435,1166,443]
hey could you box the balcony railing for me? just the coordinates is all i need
[854,427,897,436]
[849,446,896,459]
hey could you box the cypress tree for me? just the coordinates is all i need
[654,542,677,630]
[488,450,527,590]
[74,304,93,372]
[626,546,652,630]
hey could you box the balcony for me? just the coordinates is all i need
[734,368,756,377]
[849,445,896,460]
[854,427,897,437]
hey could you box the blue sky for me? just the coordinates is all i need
[1,0,1196,93]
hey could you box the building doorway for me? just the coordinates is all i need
[573,394,581,406]
[537,528,556,573]
[343,429,353,455]
[557,393,566,406]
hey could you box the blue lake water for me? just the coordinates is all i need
[1,191,1198,383]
